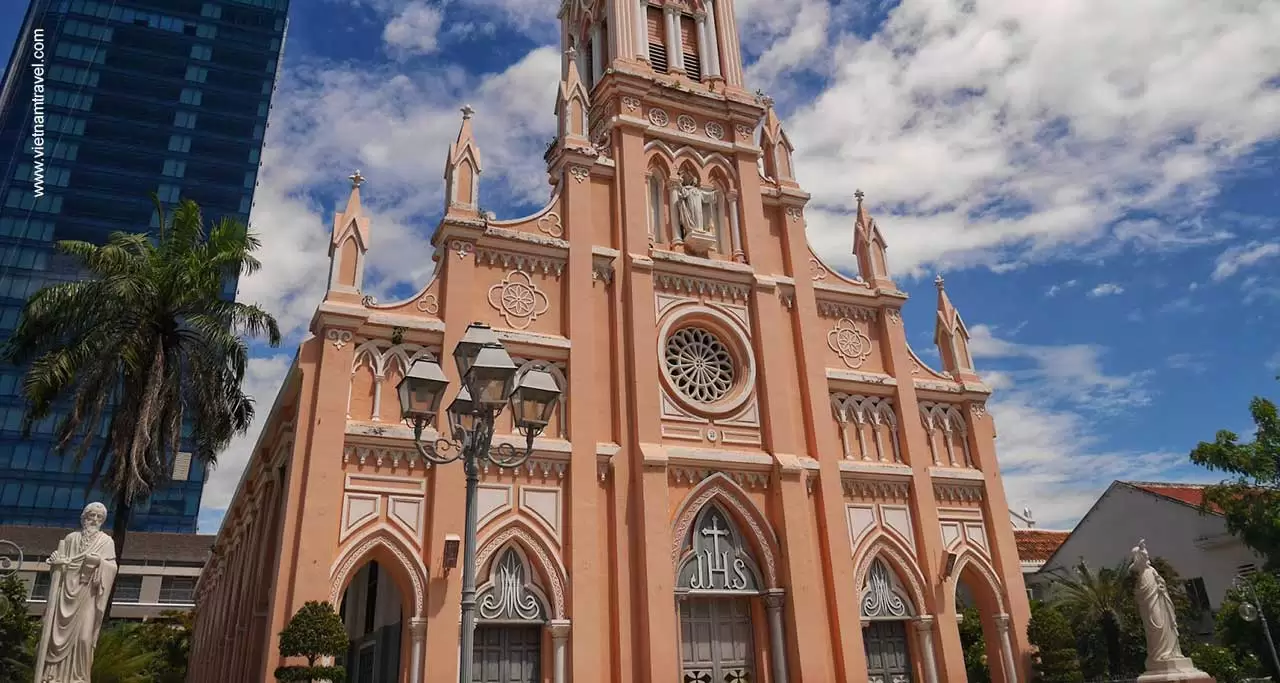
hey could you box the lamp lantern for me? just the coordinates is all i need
[452,323,502,385]
[397,358,450,424]
[465,343,518,408]
[509,365,562,436]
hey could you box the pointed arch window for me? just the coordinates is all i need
[647,6,668,72]
[648,170,666,243]
[676,504,762,594]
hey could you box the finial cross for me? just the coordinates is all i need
[855,189,865,204]
[935,274,946,290]
[461,104,475,120]
[348,169,365,188]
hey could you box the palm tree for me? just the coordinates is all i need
[1049,559,1131,677]
[91,624,160,683]
[2,197,280,618]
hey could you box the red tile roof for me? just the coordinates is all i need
[1125,481,1222,514]
[1013,529,1071,562]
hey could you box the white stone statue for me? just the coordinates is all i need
[1129,540,1211,683]
[674,176,715,236]
[34,502,118,683]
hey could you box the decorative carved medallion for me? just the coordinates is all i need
[477,548,546,621]
[828,318,873,369]
[735,124,752,141]
[785,207,803,222]
[705,121,725,140]
[622,96,640,112]
[665,327,736,404]
[569,165,590,183]
[326,329,352,350]
[861,558,913,618]
[649,108,670,127]
[809,257,829,281]
[537,212,564,238]
[415,293,439,315]
[448,239,474,260]
[488,270,551,330]
[677,114,697,133]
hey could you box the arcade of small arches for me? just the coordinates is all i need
[321,474,1017,683]
[830,393,977,469]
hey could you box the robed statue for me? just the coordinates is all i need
[674,176,716,237]
[34,502,118,683]
[1130,540,1211,683]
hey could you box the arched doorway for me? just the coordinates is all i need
[861,557,918,683]
[675,504,765,683]
[953,555,1017,683]
[339,559,408,683]
[471,546,549,683]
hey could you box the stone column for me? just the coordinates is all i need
[764,591,790,683]
[664,6,682,71]
[704,0,722,77]
[371,373,383,421]
[549,620,572,683]
[636,0,648,58]
[728,191,743,261]
[996,614,1018,683]
[410,617,427,682]
[695,13,709,81]
[913,616,941,683]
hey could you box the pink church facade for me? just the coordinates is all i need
[186,1,1032,682]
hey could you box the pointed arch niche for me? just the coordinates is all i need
[950,549,1019,683]
[475,524,571,683]
[671,475,788,683]
[328,530,429,683]
[853,537,941,683]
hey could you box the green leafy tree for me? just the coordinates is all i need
[133,610,194,683]
[1,198,280,619]
[92,623,160,683]
[1189,643,1260,683]
[1214,571,1280,680]
[1117,555,1198,671]
[958,605,991,683]
[1028,602,1084,683]
[1048,560,1129,677]
[276,601,349,683]
[0,574,38,680]
[1189,383,1280,569]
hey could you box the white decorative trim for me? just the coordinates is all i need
[648,107,669,127]
[853,533,928,616]
[669,473,780,587]
[488,270,552,330]
[842,478,911,500]
[476,524,568,619]
[827,318,874,369]
[817,301,878,321]
[448,239,474,260]
[475,248,566,277]
[569,165,590,183]
[934,482,985,503]
[654,273,751,301]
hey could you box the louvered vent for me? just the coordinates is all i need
[647,6,668,73]
[680,14,700,81]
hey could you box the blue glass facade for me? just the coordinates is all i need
[0,0,289,532]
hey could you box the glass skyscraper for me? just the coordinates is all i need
[0,0,288,532]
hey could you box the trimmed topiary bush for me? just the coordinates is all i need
[1029,602,1085,683]
[275,601,349,683]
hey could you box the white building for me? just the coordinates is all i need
[0,524,213,620]
[1035,481,1263,632]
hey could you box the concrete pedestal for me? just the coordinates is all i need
[1137,657,1215,683]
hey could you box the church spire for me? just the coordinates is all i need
[443,105,482,219]
[851,190,893,288]
[933,275,978,381]
[759,96,797,186]
[327,169,371,299]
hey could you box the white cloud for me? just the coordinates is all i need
[793,0,1280,277]
[382,1,445,57]
[1088,282,1124,297]
[969,325,1180,527]
[1044,279,1077,297]
[1211,241,1280,281]
[1266,351,1280,372]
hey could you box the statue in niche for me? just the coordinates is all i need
[1130,539,1211,682]
[33,502,118,683]
[673,174,718,256]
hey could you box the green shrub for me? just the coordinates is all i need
[1028,602,1084,683]
[275,601,349,683]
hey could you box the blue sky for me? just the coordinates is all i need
[2,0,1278,533]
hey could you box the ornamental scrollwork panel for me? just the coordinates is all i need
[828,318,873,369]
[476,548,546,622]
[861,558,914,619]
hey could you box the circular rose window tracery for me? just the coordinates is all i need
[665,327,736,404]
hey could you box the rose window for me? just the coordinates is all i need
[665,327,736,403]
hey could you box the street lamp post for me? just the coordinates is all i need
[1234,574,1280,677]
[396,322,563,683]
